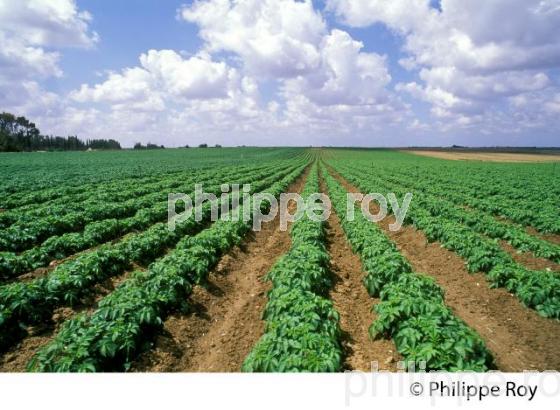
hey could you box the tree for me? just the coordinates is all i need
[0,112,122,152]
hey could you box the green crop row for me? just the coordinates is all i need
[0,148,307,208]
[323,150,559,234]
[242,163,342,372]
[0,163,293,279]
[392,166,560,232]
[27,164,307,372]
[0,169,188,227]
[333,163,560,319]
[321,164,494,371]
[335,162,560,264]
[0,162,283,252]
[0,168,178,210]
[386,173,560,263]
[0,160,281,230]
[0,162,305,351]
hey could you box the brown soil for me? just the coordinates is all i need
[500,241,560,273]
[526,227,560,246]
[131,169,309,372]
[468,216,560,270]
[405,150,560,163]
[320,177,400,371]
[0,300,87,372]
[1,252,78,285]
[540,234,560,245]
[328,166,560,371]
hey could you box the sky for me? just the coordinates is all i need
[1,0,559,148]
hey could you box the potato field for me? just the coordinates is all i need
[0,148,559,372]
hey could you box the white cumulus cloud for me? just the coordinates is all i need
[0,0,97,115]
[71,49,253,108]
[179,0,326,78]
[329,0,560,134]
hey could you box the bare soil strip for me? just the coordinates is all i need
[405,150,560,163]
[131,171,309,372]
[0,328,56,372]
[320,177,400,371]
[442,207,559,272]
[500,241,560,273]
[328,167,560,371]
[526,227,560,246]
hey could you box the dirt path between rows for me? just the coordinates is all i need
[501,241,560,273]
[320,177,400,371]
[327,165,560,371]
[464,209,560,271]
[131,169,309,372]
[526,227,560,246]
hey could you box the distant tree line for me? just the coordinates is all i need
[194,143,221,148]
[133,142,165,150]
[0,112,121,152]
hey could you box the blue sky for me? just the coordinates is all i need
[53,1,201,91]
[1,0,559,147]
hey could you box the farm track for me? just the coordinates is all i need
[319,176,400,371]
[0,263,143,372]
[405,150,560,163]
[131,169,309,372]
[327,166,560,371]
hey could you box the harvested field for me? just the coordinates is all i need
[405,150,560,162]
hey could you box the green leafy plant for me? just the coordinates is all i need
[243,163,343,373]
